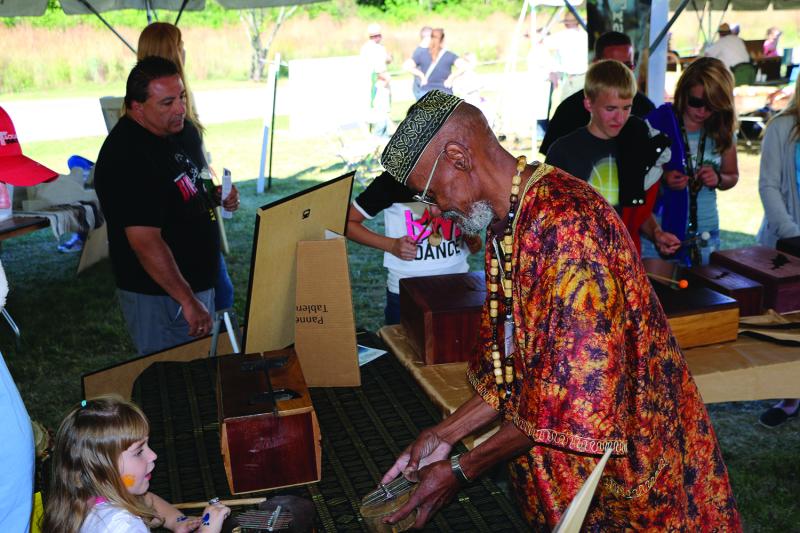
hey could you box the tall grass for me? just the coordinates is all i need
[0,13,520,94]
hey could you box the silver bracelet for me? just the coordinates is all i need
[450,453,471,485]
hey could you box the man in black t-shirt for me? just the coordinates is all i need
[539,31,655,156]
[94,57,239,355]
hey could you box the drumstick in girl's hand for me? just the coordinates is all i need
[647,272,689,289]
[174,497,266,510]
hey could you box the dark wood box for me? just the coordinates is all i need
[777,236,800,258]
[685,264,764,316]
[710,246,800,313]
[399,272,486,365]
[217,350,321,494]
[652,282,739,348]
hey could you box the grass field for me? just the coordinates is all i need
[1,99,797,530]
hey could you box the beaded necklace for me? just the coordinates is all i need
[487,155,531,402]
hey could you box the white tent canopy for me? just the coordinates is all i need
[668,0,800,9]
[0,0,322,17]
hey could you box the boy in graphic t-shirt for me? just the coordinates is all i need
[347,171,480,324]
[546,59,680,256]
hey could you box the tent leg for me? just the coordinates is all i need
[76,0,136,54]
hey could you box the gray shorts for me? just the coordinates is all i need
[117,288,215,355]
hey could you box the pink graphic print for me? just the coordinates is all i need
[405,208,462,241]
[174,173,198,202]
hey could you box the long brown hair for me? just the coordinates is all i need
[774,73,800,140]
[137,22,204,134]
[673,56,737,153]
[41,396,161,533]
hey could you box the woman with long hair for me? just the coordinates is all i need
[646,56,739,265]
[754,75,800,427]
[137,22,236,311]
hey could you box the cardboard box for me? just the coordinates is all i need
[294,234,359,387]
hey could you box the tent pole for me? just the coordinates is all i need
[563,0,588,33]
[649,0,690,52]
[76,0,136,54]
[267,53,280,190]
[175,0,190,26]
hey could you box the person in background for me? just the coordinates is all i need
[545,11,588,105]
[540,31,654,156]
[360,23,393,137]
[704,22,750,69]
[403,28,465,99]
[646,57,739,266]
[754,74,800,428]
[763,27,782,58]
[545,60,678,256]
[95,57,239,355]
[346,171,480,325]
[406,26,432,100]
[137,22,236,312]
[0,259,34,533]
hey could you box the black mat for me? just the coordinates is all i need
[132,350,529,532]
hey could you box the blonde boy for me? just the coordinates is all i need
[546,60,679,255]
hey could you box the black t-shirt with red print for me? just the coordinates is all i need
[95,116,219,295]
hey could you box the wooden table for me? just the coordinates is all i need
[0,216,49,242]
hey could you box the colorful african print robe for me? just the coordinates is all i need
[468,163,741,531]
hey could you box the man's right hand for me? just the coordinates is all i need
[663,169,689,190]
[381,428,453,485]
[182,296,212,337]
[390,236,418,261]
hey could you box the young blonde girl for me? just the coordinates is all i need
[42,395,229,533]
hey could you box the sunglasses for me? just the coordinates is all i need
[687,96,710,109]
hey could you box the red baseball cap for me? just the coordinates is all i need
[0,106,58,186]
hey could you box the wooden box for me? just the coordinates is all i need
[685,264,764,316]
[777,236,800,258]
[217,350,321,494]
[652,282,739,348]
[711,246,800,313]
[400,272,486,365]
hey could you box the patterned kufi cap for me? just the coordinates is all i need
[381,90,463,185]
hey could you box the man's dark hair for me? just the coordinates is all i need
[595,32,632,59]
[124,56,180,109]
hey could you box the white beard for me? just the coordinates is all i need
[442,200,494,234]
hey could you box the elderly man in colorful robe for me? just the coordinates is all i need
[379,90,742,531]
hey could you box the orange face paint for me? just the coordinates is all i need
[122,474,136,488]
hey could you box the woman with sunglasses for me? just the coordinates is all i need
[645,57,739,265]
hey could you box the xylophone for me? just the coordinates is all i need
[711,246,800,313]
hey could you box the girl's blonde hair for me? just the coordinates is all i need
[137,22,204,134]
[673,56,737,153]
[41,395,161,533]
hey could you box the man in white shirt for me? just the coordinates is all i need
[704,23,750,69]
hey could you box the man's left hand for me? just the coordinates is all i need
[384,460,461,529]
[216,185,240,212]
